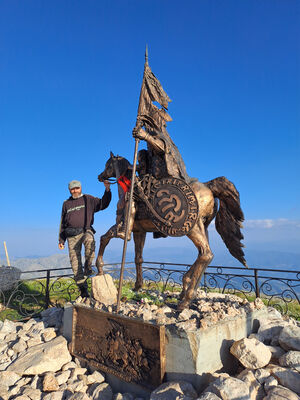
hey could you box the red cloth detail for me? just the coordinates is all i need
[118,176,131,193]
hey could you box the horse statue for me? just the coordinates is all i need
[96,152,247,310]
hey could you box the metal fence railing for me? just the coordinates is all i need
[0,262,299,321]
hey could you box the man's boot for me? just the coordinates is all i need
[78,284,89,298]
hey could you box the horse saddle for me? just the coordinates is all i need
[134,175,199,237]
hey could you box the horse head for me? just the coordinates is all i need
[98,152,132,182]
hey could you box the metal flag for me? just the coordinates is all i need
[136,47,172,133]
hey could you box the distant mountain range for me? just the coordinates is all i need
[1,248,298,297]
[3,247,299,274]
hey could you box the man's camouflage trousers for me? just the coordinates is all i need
[67,230,95,285]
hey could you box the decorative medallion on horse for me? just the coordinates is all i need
[135,175,198,237]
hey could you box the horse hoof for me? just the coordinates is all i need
[177,299,191,311]
[178,291,185,301]
[134,283,142,292]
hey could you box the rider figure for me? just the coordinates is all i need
[116,123,192,240]
[132,124,190,182]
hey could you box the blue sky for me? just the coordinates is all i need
[0,1,299,262]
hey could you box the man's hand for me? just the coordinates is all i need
[104,180,111,191]
[58,243,64,250]
[132,127,147,140]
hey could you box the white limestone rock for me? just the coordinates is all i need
[0,360,12,372]
[113,393,124,400]
[27,321,45,337]
[88,382,113,400]
[205,376,250,400]
[114,393,134,400]
[27,336,42,348]
[62,361,77,370]
[279,351,300,372]
[55,370,71,385]
[42,327,57,342]
[150,381,198,400]
[0,371,21,387]
[22,319,36,331]
[43,392,64,400]
[265,364,300,395]
[230,338,272,369]
[68,393,90,400]
[30,376,42,390]
[10,385,22,398]
[86,370,105,385]
[236,369,264,400]
[43,373,59,392]
[69,368,87,381]
[253,369,271,384]
[175,319,197,332]
[257,318,288,345]
[6,336,72,375]
[21,386,42,400]
[197,393,221,400]
[0,319,17,334]
[15,377,32,387]
[142,308,154,322]
[5,332,18,342]
[263,376,278,391]
[12,338,28,354]
[41,307,64,328]
[265,345,286,363]
[0,384,9,400]
[67,380,85,393]
[262,385,299,400]
[178,308,194,321]
[0,342,8,353]
[17,330,30,342]
[91,274,117,305]
[279,325,300,352]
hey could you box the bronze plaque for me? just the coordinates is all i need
[71,305,166,389]
[149,177,199,236]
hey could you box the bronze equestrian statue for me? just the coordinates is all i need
[96,51,247,310]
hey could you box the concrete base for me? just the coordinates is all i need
[63,304,73,343]
[165,308,268,392]
[62,305,268,395]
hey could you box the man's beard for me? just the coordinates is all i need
[72,192,82,199]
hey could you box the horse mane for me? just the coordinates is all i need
[116,156,132,178]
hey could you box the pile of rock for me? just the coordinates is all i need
[0,308,139,400]
[0,299,299,400]
[197,307,300,399]
[148,306,300,400]
[79,288,266,331]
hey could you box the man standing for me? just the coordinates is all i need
[59,179,111,297]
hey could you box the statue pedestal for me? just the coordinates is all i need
[165,308,267,392]
[63,305,267,395]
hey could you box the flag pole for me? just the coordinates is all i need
[116,137,139,311]
[116,48,148,311]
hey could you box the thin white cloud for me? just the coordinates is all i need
[245,219,300,229]
[208,218,300,231]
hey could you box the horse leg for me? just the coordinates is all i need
[178,221,213,310]
[95,225,117,275]
[133,231,146,291]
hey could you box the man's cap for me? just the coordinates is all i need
[68,180,81,190]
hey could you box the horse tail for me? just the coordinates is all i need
[205,176,248,268]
